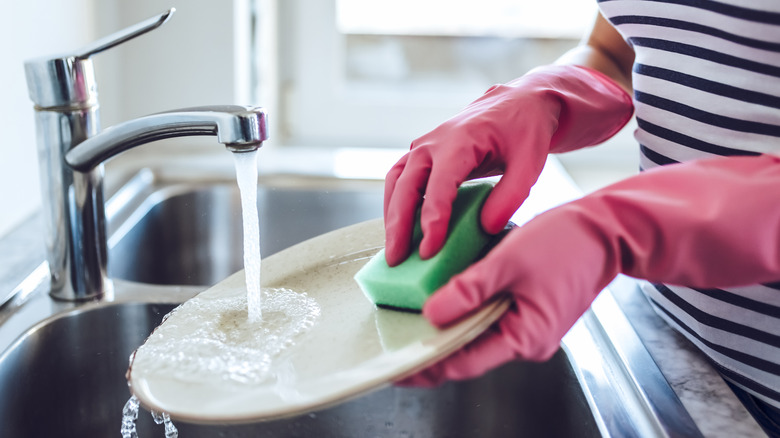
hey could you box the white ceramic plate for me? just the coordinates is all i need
[128,218,510,424]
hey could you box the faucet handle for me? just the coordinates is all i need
[75,8,174,60]
[25,8,175,109]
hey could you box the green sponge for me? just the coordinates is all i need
[355,182,494,311]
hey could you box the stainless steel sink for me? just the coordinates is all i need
[0,153,703,437]
[108,171,386,286]
[0,301,596,437]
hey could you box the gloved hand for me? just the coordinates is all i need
[400,154,780,386]
[384,64,633,267]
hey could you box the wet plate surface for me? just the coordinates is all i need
[128,219,510,424]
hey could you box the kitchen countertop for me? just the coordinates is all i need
[0,149,767,437]
[610,276,765,437]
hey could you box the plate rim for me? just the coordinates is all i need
[129,218,510,424]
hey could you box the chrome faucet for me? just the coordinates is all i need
[24,9,268,301]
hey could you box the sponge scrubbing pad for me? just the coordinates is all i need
[355,182,494,311]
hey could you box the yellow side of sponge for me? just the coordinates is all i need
[354,182,494,311]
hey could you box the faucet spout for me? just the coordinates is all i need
[66,106,268,172]
[26,9,270,302]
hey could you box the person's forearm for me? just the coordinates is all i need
[556,46,633,92]
[555,13,634,93]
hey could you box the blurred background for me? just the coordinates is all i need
[1,0,636,238]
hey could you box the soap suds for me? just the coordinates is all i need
[133,287,320,386]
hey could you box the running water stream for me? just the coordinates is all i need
[233,149,263,321]
[121,395,178,438]
[121,150,261,437]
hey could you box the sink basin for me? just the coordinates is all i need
[0,154,702,437]
[109,173,386,286]
[0,168,599,437]
[0,301,596,437]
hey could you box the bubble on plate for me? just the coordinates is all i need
[132,287,320,386]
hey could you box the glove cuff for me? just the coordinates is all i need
[525,64,634,153]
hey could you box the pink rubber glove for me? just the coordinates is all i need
[401,154,780,386]
[384,64,633,266]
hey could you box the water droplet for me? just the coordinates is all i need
[120,396,140,438]
[151,410,165,424]
[162,412,178,438]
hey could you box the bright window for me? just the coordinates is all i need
[337,0,595,38]
[273,0,596,148]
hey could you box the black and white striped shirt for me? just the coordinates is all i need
[597,0,780,409]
